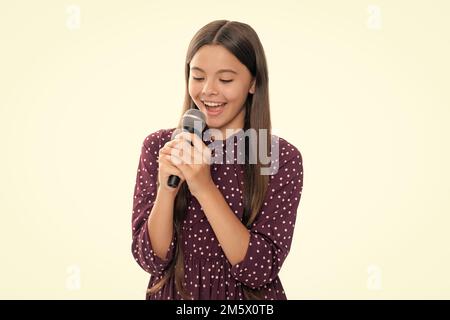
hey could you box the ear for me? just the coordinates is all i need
[249,78,256,94]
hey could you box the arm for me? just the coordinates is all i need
[131,130,177,276]
[229,148,304,289]
[195,183,251,266]
[147,187,177,260]
[198,145,304,289]
[169,130,250,265]
[168,131,303,288]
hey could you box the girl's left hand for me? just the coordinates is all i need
[170,131,214,198]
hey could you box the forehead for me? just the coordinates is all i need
[190,45,244,73]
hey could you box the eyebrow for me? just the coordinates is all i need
[190,66,238,74]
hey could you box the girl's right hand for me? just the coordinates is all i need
[157,139,186,196]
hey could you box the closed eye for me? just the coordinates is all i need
[192,77,233,83]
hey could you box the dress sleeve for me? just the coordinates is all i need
[131,129,176,276]
[230,141,304,289]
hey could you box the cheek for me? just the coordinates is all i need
[188,82,202,103]
[224,84,248,103]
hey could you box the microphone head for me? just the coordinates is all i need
[182,108,207,136]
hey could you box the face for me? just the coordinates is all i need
[188,45,255,139]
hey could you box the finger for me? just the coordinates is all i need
[165,140,193,160]
[202,147,212,165]
[171,139,196,165]
[163,134,190,151]
[190,146,208,165]
[172,140,209,165]
[169,128,184,141]
[160,161,186,182]
[163,141,195,166]
[160,152,184,166]
[160,158,187,182]
[168,166,186,181]
[183,140,211,165]
[161,140,188,157]
[160,145,182,157]
[174,132,206,154]
[161,140,182,154]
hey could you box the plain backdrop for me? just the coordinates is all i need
[1,0,449,299]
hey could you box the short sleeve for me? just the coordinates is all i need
[230,139,304,289]
[131,129,176,276]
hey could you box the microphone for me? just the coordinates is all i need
[167,108,207,188]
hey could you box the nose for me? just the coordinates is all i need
[202,79,218,96]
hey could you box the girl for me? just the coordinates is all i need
[131,20,304,300]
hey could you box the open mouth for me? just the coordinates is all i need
[203,102,227,116]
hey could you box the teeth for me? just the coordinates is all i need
[204,101,226,107]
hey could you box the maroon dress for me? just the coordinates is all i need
[131,128,304,300]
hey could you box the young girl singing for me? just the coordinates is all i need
[131,20,304,300]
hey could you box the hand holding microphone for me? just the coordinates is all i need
[157,109,207,194]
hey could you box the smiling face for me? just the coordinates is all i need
[188,44,255,139]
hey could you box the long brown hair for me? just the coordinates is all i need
[148,20,272,300]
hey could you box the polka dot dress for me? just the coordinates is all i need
[131,128,304,300]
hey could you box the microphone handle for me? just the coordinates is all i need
[167,175,180,188]
[166,125,204,188]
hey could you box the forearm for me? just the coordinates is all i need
[195,182,250,266]
[147,187,176,260]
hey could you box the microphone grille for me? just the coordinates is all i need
[182,108,206,132]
